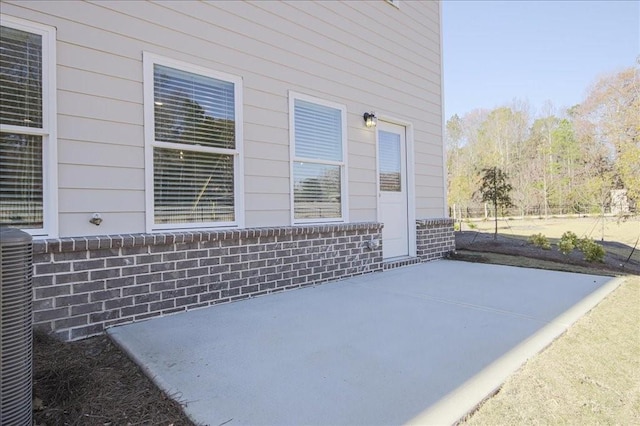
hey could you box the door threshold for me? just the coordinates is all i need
[383,256,422,270]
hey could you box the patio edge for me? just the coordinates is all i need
[406,275,625,426]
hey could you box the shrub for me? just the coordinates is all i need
[558,239,575,255]
[528,233,551,250]
[579,238,606,262]
[561,231,579,246]
[465,221,478,230]
[454,222,461,232]
[576,236,591,252]
[558,231,579,255]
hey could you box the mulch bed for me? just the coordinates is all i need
[455,231,640,275]
[32,331,194,426]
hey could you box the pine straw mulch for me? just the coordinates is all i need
[32,331,195,426]
[454,231,640,276]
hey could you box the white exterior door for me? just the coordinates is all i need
[378,122,409,259]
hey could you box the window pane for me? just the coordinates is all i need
[0,132,43,228]
[154,64,235,149]
[379,130,402,192]
[0,26,43,128]
[294,99,342,162]
[154,147,234,224]
[293,162,341,219]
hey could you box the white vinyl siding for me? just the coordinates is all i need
[290,92,348,223]
[143,53,243,231]
[0,16,57,237]
[2,0,443,235]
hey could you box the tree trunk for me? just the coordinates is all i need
[494,170,498,240]
[493,195,498,240]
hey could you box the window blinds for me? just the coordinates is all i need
[151,63,237,226]
[154,148,235,224]
[378,130,402,192]
[0,133,43,227]
[294,99,342,162]
[0,26,42,128]
[154,64,235,149]
[0,25,44,228]
[293,162,341,219]
[292,98,344,220]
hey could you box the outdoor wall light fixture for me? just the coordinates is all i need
[363,112,377,127]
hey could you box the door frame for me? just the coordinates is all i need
[375,115,416,258]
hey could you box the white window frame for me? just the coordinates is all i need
[143,52,244,232]
[0,16,58,238]
[289,91,349,225]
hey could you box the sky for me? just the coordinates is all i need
[442,0,640,120]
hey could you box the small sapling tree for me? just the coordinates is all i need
[479,167,513,239]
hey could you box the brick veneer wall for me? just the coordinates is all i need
[32,223,383,341]
[30,219,454,341]
[416,218,455,261]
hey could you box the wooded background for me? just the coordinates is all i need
[446,66,638,218]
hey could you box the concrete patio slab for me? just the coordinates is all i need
[108,261,618,426]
